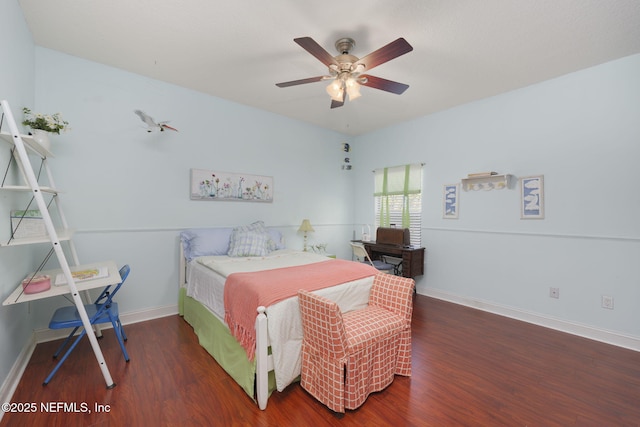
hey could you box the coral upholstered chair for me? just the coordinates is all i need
[297,273,415,412]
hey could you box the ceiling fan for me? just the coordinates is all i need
[276,37,413,109]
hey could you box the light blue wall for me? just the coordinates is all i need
[353,54,640,338]
[0,0,37,393]
[27,47,355,325]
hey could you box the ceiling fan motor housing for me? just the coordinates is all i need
[335,38,355,54]
[332,38,360,75]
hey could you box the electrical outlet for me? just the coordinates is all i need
[549,287,559,299]
[601,295,614,310]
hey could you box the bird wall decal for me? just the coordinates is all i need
[134,110,178,132]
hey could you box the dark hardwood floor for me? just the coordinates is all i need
[2,295,639,426]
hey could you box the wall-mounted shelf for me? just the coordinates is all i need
[461,174,512,191]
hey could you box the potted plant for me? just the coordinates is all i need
[21,107,70,151]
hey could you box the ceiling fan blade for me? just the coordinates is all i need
[294,37,338,67]
[355,38,413,72]
[330,89,346,109]
[360,75,409,94]
[276,76,326,88]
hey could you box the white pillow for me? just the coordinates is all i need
[267,229,284,250]
[180,228,233,260]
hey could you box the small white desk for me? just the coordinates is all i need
[2,260,121,306]
[2,260,122,388]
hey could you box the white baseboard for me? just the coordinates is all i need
[34,304,178,343]
[422,288,640,352]
[0,335,36,423]
[0,303,178,420]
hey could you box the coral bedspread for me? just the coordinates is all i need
[224,259,377,360]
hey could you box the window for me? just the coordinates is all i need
[374,164,422,246]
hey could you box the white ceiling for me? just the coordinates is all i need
[18,0,640,136]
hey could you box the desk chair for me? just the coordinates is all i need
[350,242,394,274]
[43,264,131,385]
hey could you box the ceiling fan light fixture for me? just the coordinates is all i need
[352,63,366,75]
[345,78,361,101]
[326,80,344,101]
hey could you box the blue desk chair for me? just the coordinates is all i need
[43,264,131,385]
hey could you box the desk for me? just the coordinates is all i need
[3,260,121,305]
[355,241,425,278]
[2,260,122,388]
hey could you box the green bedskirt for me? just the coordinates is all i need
[178,288,276,399]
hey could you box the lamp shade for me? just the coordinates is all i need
[346,78,361,101]
[298,219,315,232]
[326,80,344,102]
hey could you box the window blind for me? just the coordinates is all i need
[374,164,422,246]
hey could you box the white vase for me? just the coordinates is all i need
[31,129,51,152]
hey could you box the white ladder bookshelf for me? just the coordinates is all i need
[1,99,118,388]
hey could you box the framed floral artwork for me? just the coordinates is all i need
[190,169,273,202]
[520,175,544,219]
[443,183,459,219]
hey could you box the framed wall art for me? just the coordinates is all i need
[443,183,460,219]
[520,175,544,219]
[190,169,273,202]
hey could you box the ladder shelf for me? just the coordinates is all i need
[1,99,118,388]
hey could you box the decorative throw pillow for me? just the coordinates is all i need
[229,221,279,253]
[227,230,271,257]
[234,220,267,234]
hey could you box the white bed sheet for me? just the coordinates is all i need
[184,249,374,391]
[185,259,227,319]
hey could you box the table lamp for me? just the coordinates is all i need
[298,219,314,251]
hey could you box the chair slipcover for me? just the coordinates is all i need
[298,273,414,412]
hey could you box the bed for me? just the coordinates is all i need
[178,222,378,409]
